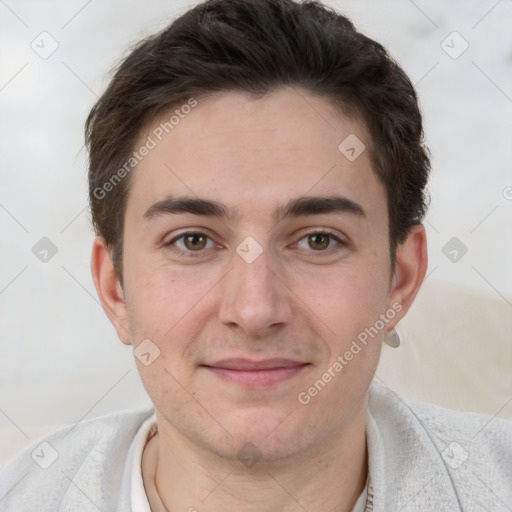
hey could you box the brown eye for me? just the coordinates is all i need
[183,233,208,251]
[165,232,215,257]
[307,233,331,251]
[295,231,345,256]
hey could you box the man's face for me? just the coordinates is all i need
[119,88,395,460]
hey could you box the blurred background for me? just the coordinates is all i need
[1,0,511,469]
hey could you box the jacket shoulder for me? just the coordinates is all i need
[369,380,512,508]
[370,379,512,445]
[0,407,154,511]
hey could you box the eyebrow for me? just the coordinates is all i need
[142,194,366,223]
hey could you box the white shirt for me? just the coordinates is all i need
[130,413,156,511]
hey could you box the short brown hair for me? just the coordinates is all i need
[86,0,430,283]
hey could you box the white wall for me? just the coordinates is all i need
[1,0,511,466]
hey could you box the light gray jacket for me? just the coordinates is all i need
[1,380,511,511]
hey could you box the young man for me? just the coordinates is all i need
[1,0,511,510]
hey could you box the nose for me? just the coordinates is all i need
[217,242,293,338]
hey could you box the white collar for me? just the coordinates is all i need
[131,412,158,511]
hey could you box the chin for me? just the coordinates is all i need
[210,434,309,466]
[207,408,320,463]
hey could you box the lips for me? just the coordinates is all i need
[206,358,306,370]
[202,358,310,387]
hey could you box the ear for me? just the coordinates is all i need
[386,224,428,329]
[90,237,132,346]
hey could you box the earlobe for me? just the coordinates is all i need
[387,224,428,329]
[90,237,132,346]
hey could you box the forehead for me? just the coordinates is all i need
[126,87,385,222]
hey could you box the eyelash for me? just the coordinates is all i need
[164,230,346,258]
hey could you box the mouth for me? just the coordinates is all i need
[201,358,311,387]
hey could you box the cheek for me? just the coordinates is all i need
[301,262,390,342]
[294,267,386,417]
[123,257,210,339]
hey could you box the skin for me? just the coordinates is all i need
[91,87,427,511]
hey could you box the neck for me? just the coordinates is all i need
[145,399,368,512]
